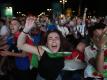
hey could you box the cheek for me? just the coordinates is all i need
[56,40,61,45]
[81,45,86,50]
[14,26,19,31]
[98,31,102,35]
[10,27,14,31]
[78,44,85,50]
[47,40,52,46]
[96,30,102,35]
[94,31,98,36]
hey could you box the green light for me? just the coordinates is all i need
[5,7,13,17]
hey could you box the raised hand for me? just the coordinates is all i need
[23,16,36,33]
[84,8,88,13]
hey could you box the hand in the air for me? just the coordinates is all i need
[23,16,36,33]
[84,8,88,13]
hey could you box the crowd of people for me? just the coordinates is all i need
[0,8,107,80]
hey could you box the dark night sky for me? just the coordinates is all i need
[0,0,107,16]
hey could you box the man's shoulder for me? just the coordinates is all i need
[2,25,8,28]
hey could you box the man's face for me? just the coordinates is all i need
[10,20,20,34]
[94,29,103,37]
[77,18,82,25]
[76,42,86,53]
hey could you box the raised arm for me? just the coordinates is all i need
[0,50,27,57]
[96,50,104,71]
[82,8,87,24]
[17,16,44,56]
[96,36,106,71]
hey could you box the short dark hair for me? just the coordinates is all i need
[72,39,88,49]
[11,18,20,24]
[88,23,106,38]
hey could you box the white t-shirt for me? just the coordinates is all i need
[76,24,85,37]
[84,45,99,78]
[63,50,86,71]
[0,25,9,37]
[63,59,86,71]
[57,25,69,37]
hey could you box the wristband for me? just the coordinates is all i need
[22,31,29,34]
[97,48,104,53]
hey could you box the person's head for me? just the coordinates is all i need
[59,15,66,26]
[76,17,82,25]
[88,23,106,38]
[10,19,20,34]
[30,20,42,36]
[69,21,75,27]
[20,19,26,27]
[44,30,64,53]
[74,39,87,53]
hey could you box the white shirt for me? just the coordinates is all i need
[85,45,98,63]
[0,25,9,37]
[57,25,69,37]
[84,45,99,78]
[63,59,86,71]
[76,24,86,37]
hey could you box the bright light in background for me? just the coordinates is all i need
[60,0,67,5]
[72,11,75,13]
[59,0,67,11]
[60,14,64,18]
[60,0,62,3]
[47,9,52,12]
[21,14,26,16]
[5,7,13,17]
[19,12,21,14]
[17,11,21,14]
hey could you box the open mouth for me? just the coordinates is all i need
[51,45,57,49]
[51,45,58,52]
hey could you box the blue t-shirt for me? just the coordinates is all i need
[32,33,42,45]
[15,57,30,70]
[6,35,30,70]
[47,24,57,31]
